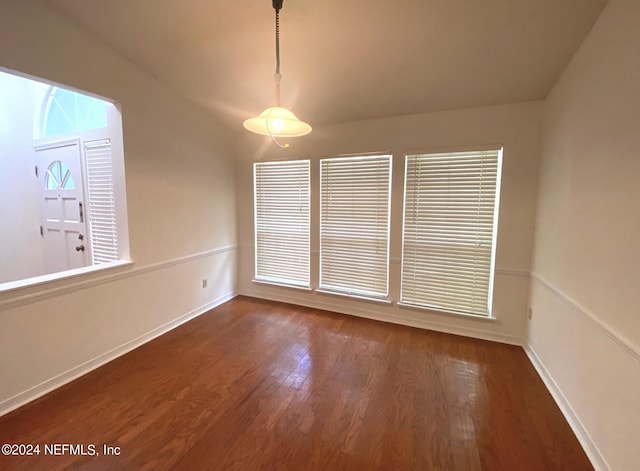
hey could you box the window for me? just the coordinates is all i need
[45,160,75,190]
[401,149,502,316]
[320,154,392,298]
[84,139,119,264]
[41,87,108,138]
[254,160,310,287]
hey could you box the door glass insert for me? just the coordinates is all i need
[45,160,75,190]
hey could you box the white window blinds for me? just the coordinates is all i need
[320,155,392,298]
[84,139,118,264]
[254,160,310,287]
[401,149,502,316]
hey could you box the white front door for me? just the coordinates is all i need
[36,140,90,274]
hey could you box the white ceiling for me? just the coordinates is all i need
[45,0,608,130]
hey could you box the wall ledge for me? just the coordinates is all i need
[0,245,238,310]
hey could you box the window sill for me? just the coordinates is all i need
[397,301,497,321]
[315,288,392,305]
[252,279,312,291]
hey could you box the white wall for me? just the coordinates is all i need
[0,0,238,413]
[237,102,542,344]
[0,72,48,282]
[527,0,640,470]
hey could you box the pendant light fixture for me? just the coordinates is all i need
[243,0,311,146]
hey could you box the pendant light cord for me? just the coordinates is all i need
[270,0,289,147]
[273,0,282,107]
[275,7,281,76]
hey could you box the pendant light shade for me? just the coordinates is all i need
[244,0,311,143]
[243,106,312,137]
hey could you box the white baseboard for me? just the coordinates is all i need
[524,344,610,471]
[0,291,237,418]
[241,288,522,346]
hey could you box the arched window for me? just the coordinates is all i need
[41,87,108,138]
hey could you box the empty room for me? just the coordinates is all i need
[0,0,637,470]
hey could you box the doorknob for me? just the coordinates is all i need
[75,245,85,252]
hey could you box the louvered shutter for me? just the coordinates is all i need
[320,155,392,298]
[401,149,502,316]
[84,139,119,264]
[254,160,310,287]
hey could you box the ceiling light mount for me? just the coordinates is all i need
[243,0,311,146]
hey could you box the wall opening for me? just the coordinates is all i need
[0,68,130,289]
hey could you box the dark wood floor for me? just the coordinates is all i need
[0,296,592,470]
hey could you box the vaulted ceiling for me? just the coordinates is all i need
[46,0,608,130]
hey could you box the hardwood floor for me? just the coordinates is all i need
[0,296,592,470]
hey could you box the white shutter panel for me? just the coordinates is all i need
[401,149,502,316]
[254,160,310,287]
[320,155,391,298]
[84,139,119,264]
